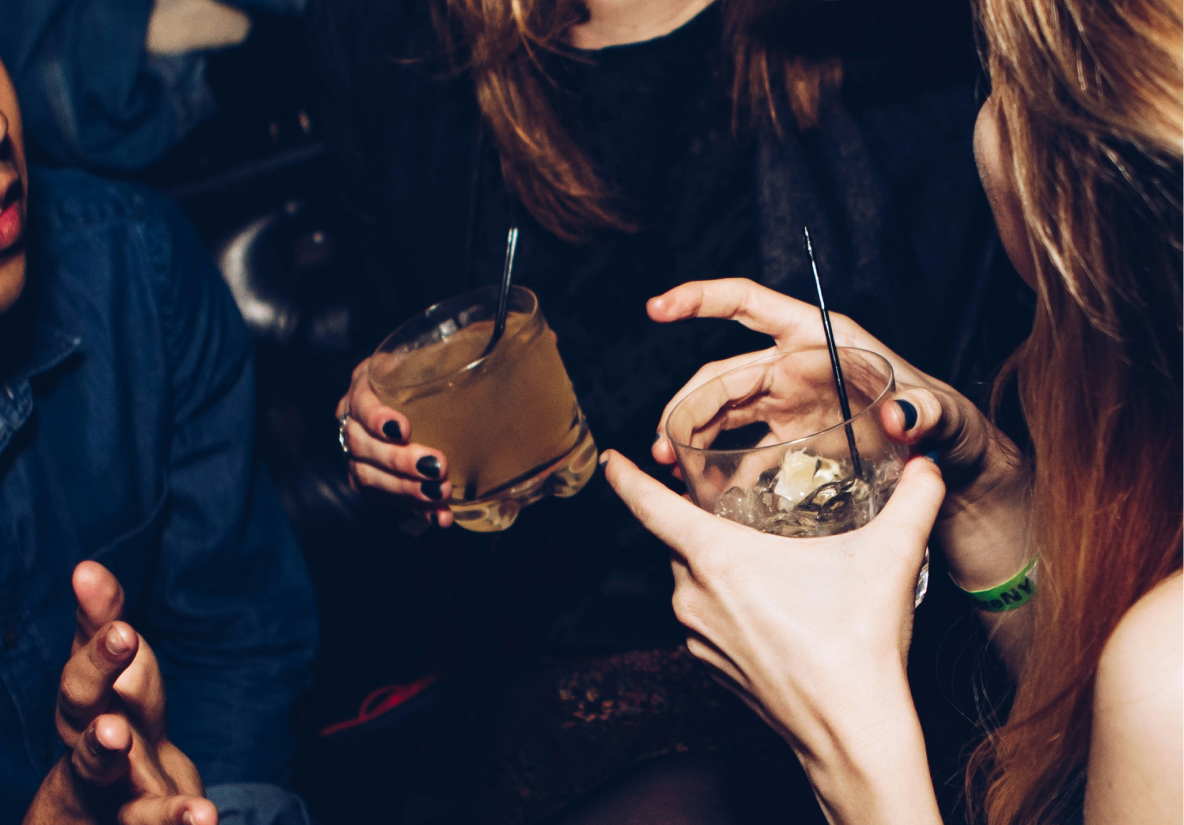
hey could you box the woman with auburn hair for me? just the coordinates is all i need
[311,0,988,614]
[604,0,1182,822]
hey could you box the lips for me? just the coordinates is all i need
[0,173,24,254]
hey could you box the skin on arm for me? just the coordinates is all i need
[1085,572,1183,825]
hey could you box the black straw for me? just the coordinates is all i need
[803,227,863,477]
[483,226,519,357]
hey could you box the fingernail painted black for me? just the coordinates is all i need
[383,420,402,441]
[416,455,441,478]
[896,400,918,430]
[421,480,444,500]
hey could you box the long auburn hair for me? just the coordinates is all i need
[432,0,839,242]
[968,0,1183,822]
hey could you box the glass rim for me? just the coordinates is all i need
[664,346,896,455]
[369,284,540,393]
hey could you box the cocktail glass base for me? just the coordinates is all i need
[449,422,599,532]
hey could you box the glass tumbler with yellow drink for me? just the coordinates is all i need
[368,285,598,532]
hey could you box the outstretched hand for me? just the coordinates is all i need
[23,562,217,825]
[602,449,943,745]
[602,449,947,822]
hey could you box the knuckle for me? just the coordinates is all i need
[57,679,89,717]
[385,444,412,473]
[671,591,705,635]
[688,544,728,584]
[55,715,77,746]
[351,462,379,489]
[685,635,711,663]
[69,747,93,780]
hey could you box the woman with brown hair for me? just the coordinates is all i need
[312,0,992,643]
[604,0,1182,821]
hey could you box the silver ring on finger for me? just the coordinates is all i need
[338,411,353,458]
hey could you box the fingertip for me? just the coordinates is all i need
[901,453,945,495]
[381,418,404,443]
[651,438,676,464]
[895,398,918,430]
[186,800,219,825]
[104,623,136,659]
[73,560,101,591]
[646,294,671,320]
[878,397,910,443]
[93,714,131,753]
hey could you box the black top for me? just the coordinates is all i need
[307,0,995,657]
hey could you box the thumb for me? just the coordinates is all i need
[871,457,946,550]
[601,450,722,558]
[72,562,125,651]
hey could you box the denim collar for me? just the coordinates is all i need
[0,314,82,456]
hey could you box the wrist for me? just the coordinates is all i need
[936,471,1032,592]
[790,670,942,825]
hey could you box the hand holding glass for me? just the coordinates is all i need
[665,347,926,604]
[368,285,598,532]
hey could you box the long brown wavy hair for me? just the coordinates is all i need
[432,0,839,242]
[968,0,1183,822]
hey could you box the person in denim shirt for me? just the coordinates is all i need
[0,60,317,824]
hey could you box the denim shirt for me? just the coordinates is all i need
[0,0,306,171]
[0,167,318,823]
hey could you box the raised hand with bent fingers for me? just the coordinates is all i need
[22,562,218,825]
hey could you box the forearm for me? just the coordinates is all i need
[934,470,1035,675]
[791,673,944,825]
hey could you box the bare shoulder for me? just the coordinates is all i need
[1097,572,1183,704]
[1085,572,1182,824]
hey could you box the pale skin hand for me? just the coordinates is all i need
[647,278,1035,671]
[23,562,218,825]
[337,357,454,527]
[603,450,947,825]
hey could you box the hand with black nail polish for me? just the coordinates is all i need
[336,355,455,528]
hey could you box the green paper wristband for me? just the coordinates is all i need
[954,556,1038,612]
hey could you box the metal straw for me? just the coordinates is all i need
[803,227,863,478]
[466,226,520,501]
[482,226,519,357]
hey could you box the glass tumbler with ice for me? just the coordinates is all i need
[665,347,927,605]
